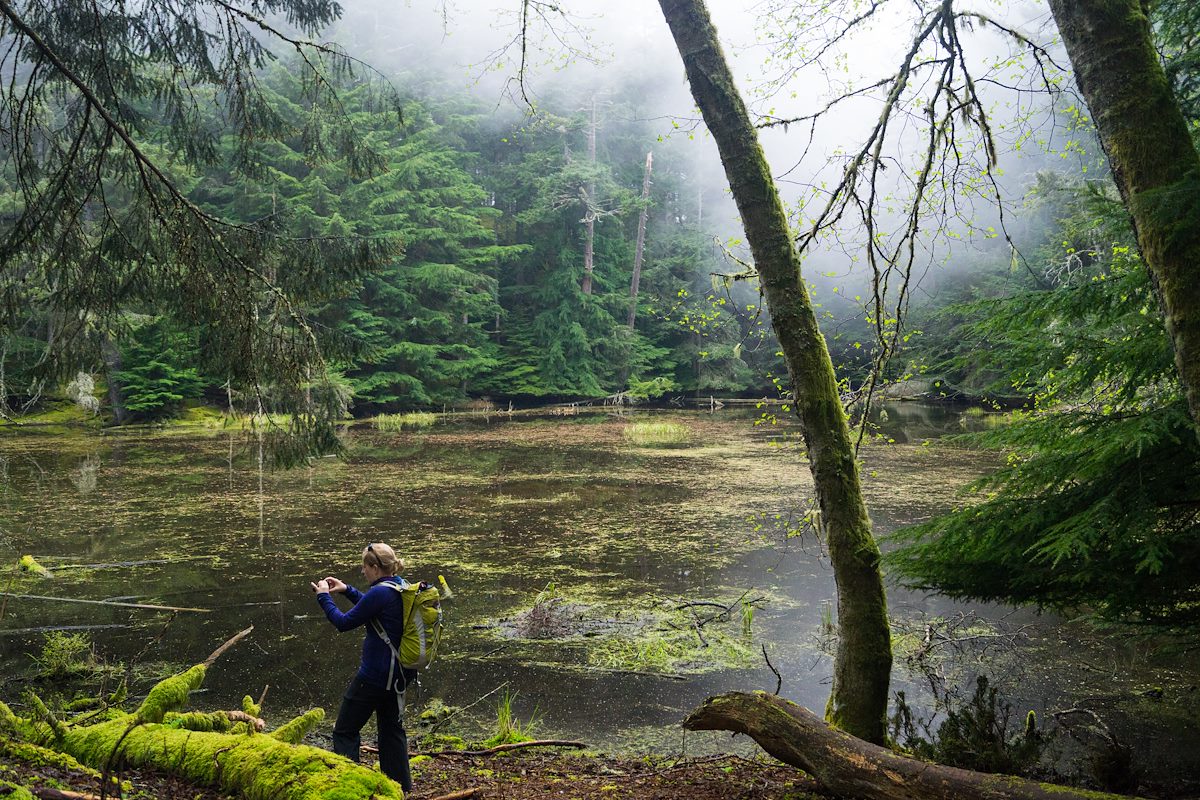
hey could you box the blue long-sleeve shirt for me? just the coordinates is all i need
[317,576,412,689]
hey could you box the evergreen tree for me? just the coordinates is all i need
[196,76,520,411]
[0,0,398,454]
[115,318,207,419]
[888,175,1200,628]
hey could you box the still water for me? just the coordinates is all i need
[0,405,1195,772]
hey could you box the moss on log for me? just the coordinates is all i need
[684,691,1143,800]
[5,640,403,800]
[17,555,52,578]
[61,720,400,800]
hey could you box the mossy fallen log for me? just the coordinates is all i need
[4,629,404,800]
[17,555,51,578]
[61,719,401,800]
[684,691,1143,800]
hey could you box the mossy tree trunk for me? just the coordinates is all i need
[685,692,1143,800]
[1049,0,1200,436]
[657,0,892,744]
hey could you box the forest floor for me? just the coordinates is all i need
[1,748,825,799]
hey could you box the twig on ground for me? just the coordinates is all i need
[425,789,481,800]
[429,681,510,733]
[423,740,587,757]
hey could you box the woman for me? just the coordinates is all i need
[312,542,414,792]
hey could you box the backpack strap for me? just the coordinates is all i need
[370,579,410,692]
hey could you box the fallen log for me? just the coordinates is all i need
[2,628,401,800]
[683,692,1142,800]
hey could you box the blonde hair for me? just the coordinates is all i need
[363,542,402,576]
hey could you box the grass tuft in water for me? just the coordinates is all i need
[373,412,437,432]
[623,421,689,445]
[485,691,539,747]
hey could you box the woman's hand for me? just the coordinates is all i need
[310,579,331,594]
[323,576,348,594]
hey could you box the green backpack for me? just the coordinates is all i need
[371,579,444,679]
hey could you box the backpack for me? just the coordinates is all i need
[371,578,444,688]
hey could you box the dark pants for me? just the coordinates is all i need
[332,676,412,792]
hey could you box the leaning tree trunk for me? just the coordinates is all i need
[1048,0,1200,436]
[685,692,1143,800]
[658,0,892,744]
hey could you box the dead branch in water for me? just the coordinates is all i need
[0,593,210,613]
[203,626,254,667]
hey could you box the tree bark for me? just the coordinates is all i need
[581,95,598,296]
[658,0,892,744]
[1048,0,1200,435]
[684,692,1142,800]
[628,151,653,328]
[99,333,127,425]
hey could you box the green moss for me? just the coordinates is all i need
[0,738,96,776]
[270,708,325,744]
[26,695,66,742]
[416,733,466,751]
[134,664,206,723]
[0,778,36,799]
[242,694,262,718]
[164,711,236,732]
[17,555,51,578]
[60,719,403,800]
[4,401,103,428]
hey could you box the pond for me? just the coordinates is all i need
[1,404,1196,782]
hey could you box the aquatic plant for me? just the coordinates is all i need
[890,677,1048,778]
[486,691,539,747]
[622,421,689,445]
[373,412,438,432]
[514,583,574,639]
[589,613,755,675]
[34,632,92,679]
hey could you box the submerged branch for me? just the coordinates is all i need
[0,594,209,613]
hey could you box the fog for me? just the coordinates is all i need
[318,0,1081,315]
